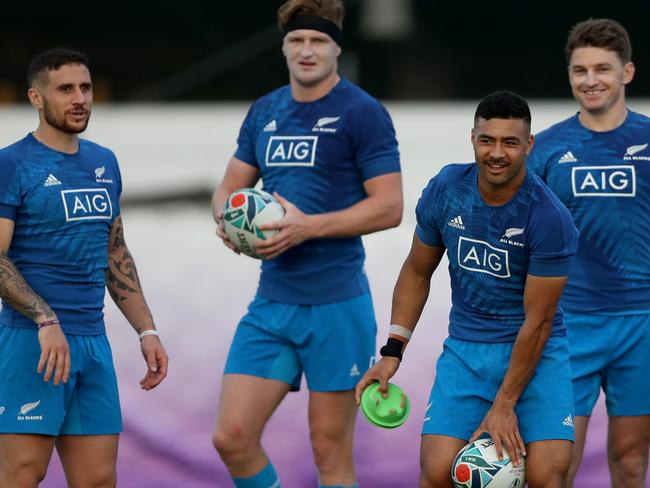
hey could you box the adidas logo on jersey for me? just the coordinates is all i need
[562,415,574,428]
[349,363,360,377]
[263,120,277,132]
[447,215,465,230]
[43,174,62,187]
[558,151,577,163]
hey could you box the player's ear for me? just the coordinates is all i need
[282,38,288,58]
[526,133,534,155]
[27,87,44,110]
[622,61,635,85]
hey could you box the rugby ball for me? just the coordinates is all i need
[222,188,285,259]
[452,437,525,488]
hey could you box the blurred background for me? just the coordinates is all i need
[2,1,650,487]
[2,0,650,103]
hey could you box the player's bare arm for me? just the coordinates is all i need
[106,215,168,390]
[257,171,402,259]
[470,274,568,466]
[355,233,444,403]
[212,157,260,253]
[0,217,70,385]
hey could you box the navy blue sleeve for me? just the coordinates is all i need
[0,151,21,209]
[415,176,443,247]
[234,103,260,168]
[527,189,578,277]
[350,99,401,181]
[0,204,17,220]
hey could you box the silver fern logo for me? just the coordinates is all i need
[502,228,525,239]
[95,166,106,178]
[20,400,41,415]
[625,143,648,156]
[312,116,341,133]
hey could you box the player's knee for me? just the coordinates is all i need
[418,458,453,488]
[2,454,48,488]
[212,422,256,463]
[565,459,580,488]
[525,460,570,488]
[310,430,349,472]
[78,466,117,488]
[609,446,648,482]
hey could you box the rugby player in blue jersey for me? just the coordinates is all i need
[0,48,168,487]
[527,19,650,487]
[357,92,579,488]
[211,1,402,487]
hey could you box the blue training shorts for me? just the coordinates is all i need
[0,326,122,435]
[224,293,376,392]
[422,336,575,443]
[565,311,650,416]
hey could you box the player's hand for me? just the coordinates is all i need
[354,357,401,405]
[470,401,526,467]
[256,193,314,259]
[37,322,70,386]
[215,210,240,255]
[139,334,168,390]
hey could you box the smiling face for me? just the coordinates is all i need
[283,28,340,90]
[568,46,634,117]
[472,117,533,202]
[28,63,93,134]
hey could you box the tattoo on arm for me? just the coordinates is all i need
[105,217,154,333]
[0,250,55,322]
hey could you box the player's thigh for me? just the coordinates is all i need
[421,338,500,440]
[214,374,291,444]
[607,415,650,460]
[300,293,376,392]
[59,334,122,436]
[525,439,572,486]
[55,434,118,488]
[224,297,303,390]
[420,434,466,488]
[565,312,608,416]
[0,434,55,481]
[0,326,76,437]
[308,390,357,445]
[604,313,650,416]
[568,416,589,476]
[515,337,575,444]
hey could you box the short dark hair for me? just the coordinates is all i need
[27,47,90,88]
[278,0,345,31]
[565,18,631,64]
[474,91,531,128]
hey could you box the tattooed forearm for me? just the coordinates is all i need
[106,217,155,334]
[0,251,55,321]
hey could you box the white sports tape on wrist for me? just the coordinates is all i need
[139,329,159,340]
[389,324,412,341]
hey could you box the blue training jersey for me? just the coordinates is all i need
[234,78,401,304]
[0,134,122,335]
[527,111,650,314]
[416,164,578,342]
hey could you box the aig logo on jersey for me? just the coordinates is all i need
[61,189,113,221]
[265,136,318,167]
[458,237,510,279]
[572,166,636,197]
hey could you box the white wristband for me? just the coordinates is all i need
[139,329,159,341]
[389,324,413,341]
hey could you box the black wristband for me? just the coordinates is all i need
[380,337,404,361]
